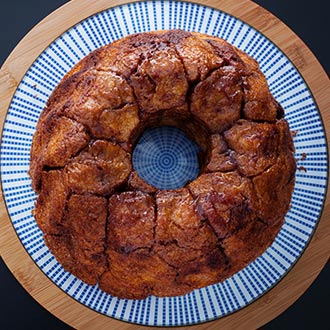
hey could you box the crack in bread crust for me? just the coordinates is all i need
[30,29,296,299]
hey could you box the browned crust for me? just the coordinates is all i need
[30,29,296,299]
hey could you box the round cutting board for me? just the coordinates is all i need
[0,0,329,329]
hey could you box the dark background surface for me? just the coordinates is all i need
[0,1,329,329]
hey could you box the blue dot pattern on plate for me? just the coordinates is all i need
[0,0,328,327]
[133,126,200,189]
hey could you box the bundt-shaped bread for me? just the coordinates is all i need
[29,30,296,299]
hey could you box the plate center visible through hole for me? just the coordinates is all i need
[132,126,200,190]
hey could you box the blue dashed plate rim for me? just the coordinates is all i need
[0,0,328,327]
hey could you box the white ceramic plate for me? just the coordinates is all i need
[0,1,328,326]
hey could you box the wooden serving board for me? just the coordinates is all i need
[0,0,329,329]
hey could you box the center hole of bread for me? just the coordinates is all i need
[132,126,202,190]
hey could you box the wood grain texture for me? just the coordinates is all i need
[0,0,329,329]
